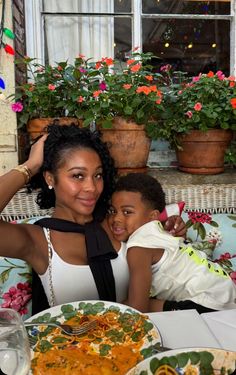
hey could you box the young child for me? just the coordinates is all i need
[108,173,236,314]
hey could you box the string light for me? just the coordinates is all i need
[0,0,15,56]
[188,43,193,49]
[212,43,217,48]
[0,0,16,92]
[164,42,170,48]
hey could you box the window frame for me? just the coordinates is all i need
[24,0,236,74]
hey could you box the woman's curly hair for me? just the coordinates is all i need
[28,123,117,221]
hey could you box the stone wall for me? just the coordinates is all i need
[0,0,26,174]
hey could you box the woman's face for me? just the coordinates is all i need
[46,148,104,223]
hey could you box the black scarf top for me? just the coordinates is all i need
[32,218,118,314]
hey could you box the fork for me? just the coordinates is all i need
[24,319,97,336]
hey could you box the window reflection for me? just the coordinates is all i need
[143,19,230,75]
[142,0,231,16]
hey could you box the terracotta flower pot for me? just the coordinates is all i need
[99,117,151,174]
[27,117,80,140]
[176,129,233,175]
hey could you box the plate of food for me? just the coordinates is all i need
[25,300,162,374]
[126,347,236,375]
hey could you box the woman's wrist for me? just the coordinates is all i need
[12,164,32,184]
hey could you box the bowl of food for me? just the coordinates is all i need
[26,300,162,374]
[126,347,236,375]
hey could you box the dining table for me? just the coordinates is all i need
[147,308,236,351]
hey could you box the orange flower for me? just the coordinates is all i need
[123,84,132,89]
[102,57,114,66]
[127,59,135,65]
[136,86,151,95]
[145,75,153,81]
[57,66,63,71]
[150,85,157,92]
[130,63,141,73]
[156,98,162,104]
[95,61,102,70]
[230,98,236,109]
[93,90,102,98]
[207,71,214,78]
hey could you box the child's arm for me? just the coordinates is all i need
[125,246,154,313]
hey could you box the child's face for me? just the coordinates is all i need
[108,191,156,242]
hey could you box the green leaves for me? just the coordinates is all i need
[149,351,215,375]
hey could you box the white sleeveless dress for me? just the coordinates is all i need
[39,228,129,306]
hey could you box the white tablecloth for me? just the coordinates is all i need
[148,309,236,351]
[202,309,236,351]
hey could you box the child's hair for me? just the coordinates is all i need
[29,123,117,221]
[114,173,166,212]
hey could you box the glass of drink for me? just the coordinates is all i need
[0,308,31,375]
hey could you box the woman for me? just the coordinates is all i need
[0,124,185,313]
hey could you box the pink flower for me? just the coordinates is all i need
[11,102,23,112]
[99,81,107,91]
[192,74,201,82]
[194,102,202,111]
[185,111,193,118]
[79,68,87,73]
[160,64,172,72]
[230,271,236,284]
[77,96,84,103]
[1,282,32,316]
[48,84,56,91]
[216,70,225,80]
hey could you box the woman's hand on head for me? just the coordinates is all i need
[25,134,48,176]
[164,215,187,238]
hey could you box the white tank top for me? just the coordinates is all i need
[39,228,129,306]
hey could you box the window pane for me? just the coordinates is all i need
[142,0,231,16]
[43,0,114,13]
[114,0,131,12]
[44,16,114,63]
[114,18,132,59]
[43,15,131,64]
[142,18,230,75]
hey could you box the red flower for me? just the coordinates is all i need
[230,98,236,109]
[194,102,202,111]
[188,211,212,224]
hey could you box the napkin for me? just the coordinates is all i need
[148,309,221,349]
[202,309,236,351]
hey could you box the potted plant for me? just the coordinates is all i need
[150,67,236,174]
[75,49,165,172]
[9,56,87,139]
[10,52,165,172]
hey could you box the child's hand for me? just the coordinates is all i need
[164,215,187,238]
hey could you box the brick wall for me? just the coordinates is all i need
[12,0,28,163]
[12,0,26,85]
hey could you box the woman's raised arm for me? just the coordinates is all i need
[0,135,47,261]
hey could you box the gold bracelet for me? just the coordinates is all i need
[12,165,32,184]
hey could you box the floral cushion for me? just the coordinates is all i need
[1,210,235,319]
[0,217,46,320]
[182,211,236,284]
